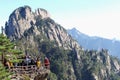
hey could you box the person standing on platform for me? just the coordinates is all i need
[44,57,50,69]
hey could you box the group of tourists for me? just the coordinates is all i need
[36,56,50,69]
[4,56,50,69]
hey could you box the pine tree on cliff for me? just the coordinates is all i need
[0,33,22,64]
[0,33,22,79]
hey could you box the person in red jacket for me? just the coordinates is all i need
[44,57,50,69]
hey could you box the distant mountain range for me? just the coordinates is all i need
[68,28,120,58]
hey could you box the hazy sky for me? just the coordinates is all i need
[0,0,120,40]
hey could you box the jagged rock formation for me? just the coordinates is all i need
[5,6,120,80]
[5,5,81,51]
[82,49,120,80]
[5,6,50,40]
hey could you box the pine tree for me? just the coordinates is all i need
[0,34,22,63]
[0,62,11,80]
[0,34,22,79]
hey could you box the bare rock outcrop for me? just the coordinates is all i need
[5,6,50,40]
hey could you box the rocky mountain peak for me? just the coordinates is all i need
[5,6,82,56]
[35,8,50,19]
[5,6,51,40]
[13,6,32,19]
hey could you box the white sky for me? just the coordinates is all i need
[52,3,120,40]
[0,0,120,40]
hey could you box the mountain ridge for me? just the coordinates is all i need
[68,28,120,58]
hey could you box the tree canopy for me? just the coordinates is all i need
[0,34,23,79]
[0,34,22,63]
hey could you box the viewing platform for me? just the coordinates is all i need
[9,65,50,80]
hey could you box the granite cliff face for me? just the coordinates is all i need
[5,6,120,80]
[5,6,81,51]
[5,6,50,39]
